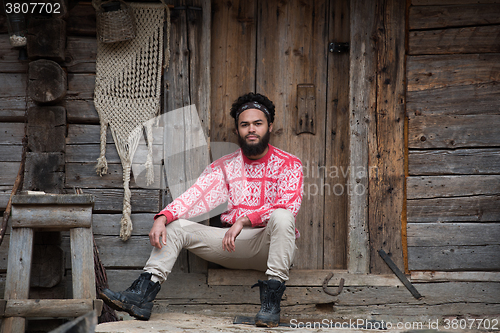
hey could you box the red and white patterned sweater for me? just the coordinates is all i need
[154,144,303,237]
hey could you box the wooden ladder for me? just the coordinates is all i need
[1,194,102,333]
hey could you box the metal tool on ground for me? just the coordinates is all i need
[378,249,423,299]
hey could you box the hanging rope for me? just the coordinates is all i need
[94,2,171,241]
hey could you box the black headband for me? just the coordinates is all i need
[235,101,270,120]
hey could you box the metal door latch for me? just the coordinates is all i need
[329,42,349,53]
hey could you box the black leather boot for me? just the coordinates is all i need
[100,272,161,320]
[252,279,286,327]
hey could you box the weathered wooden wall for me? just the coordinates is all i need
[406,0,500,271]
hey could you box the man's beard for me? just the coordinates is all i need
[237,130,271,157]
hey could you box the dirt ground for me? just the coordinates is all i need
[94,311,495,333]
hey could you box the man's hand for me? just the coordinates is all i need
[149,215,168,249]
[222,215,251,252]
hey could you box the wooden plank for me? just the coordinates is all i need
[412,0,500,5]
[0,74,26,98]
[409,25,500,55]
[2,228,33,333]
[187,1,211,147]
[67,124,114,144]
[407,54,500,92]
[207,269,403,287]
[407,195,500,222]
[410,271,500,282]
[257,0,329,270]
[162,4,192,274]
[70,227,96,299]
[407,222,500,246]
[0,123,25,144]
[67,73,95,100]
[66,144,162,163]
[331,302,500,318]
[408,245,500,270]
[407,175,500,199]
[409,4,500,30]
[4,299,94,317]
[66,124,163,144]
[83,190,161,213]
[347,0,377,273]
[107,270,500,306]
[24,152,65,193]
[0,35,28,73]
[0,110,26,122]
[210,0,257,144]
[11,205,93,229]
[165,303,500,320]
[27,106,66,153]
[0,236,15,271]
[324,0,350,270]
[0,146,23,162]
[12,194,93,205]
[27,18,66,62]
[406,82,500,118]
[93,236,154,268]
[186,2,212,271]
[92,213,155,235]
[368,0,406,274]
[0,186,12,209]
[0,97,28,112]
[66,100,99,124]
[64,37,97,73]
[164,5,190,112]
[0,162,20,186]
[66,3,96,36]
[409,148,500,175]
[409,115,500,149]
[65,163,162,189]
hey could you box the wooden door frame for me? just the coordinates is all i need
[347,0,406,274]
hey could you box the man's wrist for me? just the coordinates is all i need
[155,215,168,225]
[236,215,251,227]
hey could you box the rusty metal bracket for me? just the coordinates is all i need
[322,272,344,296]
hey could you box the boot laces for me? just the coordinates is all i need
[126,274,148,293]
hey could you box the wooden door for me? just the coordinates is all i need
[211,0,350,269]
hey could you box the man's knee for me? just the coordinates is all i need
[270,208,294,221]
[268,209,295,233]
[165,219,184,239]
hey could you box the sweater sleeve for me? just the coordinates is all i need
[154,162,229,224]
[246,159,303,227]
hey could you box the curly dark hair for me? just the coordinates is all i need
[230,92,275,125]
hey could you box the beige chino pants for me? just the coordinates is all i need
[144,208,297,283]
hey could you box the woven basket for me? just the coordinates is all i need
[95,0,136,43]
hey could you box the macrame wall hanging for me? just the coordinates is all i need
[94,1,171,241]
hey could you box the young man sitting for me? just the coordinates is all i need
[100,92,303,327]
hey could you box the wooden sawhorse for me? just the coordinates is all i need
[1,194,102,332]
